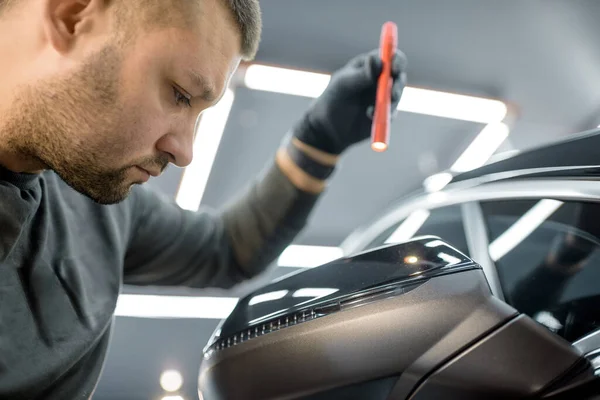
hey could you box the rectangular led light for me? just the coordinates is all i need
[277,245,344,268]
[385,209,431,244]
[114,294,239,319]
[399,87,507,124]
[450,122,510,173]
[243,64,507,124]
[176,89,236,212]
[244,64,330,98]
[488,199,563,261]
[292,288,339,298]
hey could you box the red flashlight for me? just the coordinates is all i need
[371,22,398,152]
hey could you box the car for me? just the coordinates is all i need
[198,128,600,399]
[341,127,600,347]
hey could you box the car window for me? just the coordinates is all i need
[481,199,600,342]
[365,205,469,256]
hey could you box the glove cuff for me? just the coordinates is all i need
[283,135,336,181]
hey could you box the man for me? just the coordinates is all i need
[0,0,406,398]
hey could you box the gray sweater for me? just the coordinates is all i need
[0,160,320,399]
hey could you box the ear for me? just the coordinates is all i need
[42,0,106,54]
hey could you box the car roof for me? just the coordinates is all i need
[366,127,600,228]
[452,127,600,185]
[342,128,600,255]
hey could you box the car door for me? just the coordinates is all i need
[478,198,600,344]
[341,178,600,374]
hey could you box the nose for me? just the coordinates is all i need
[155,115,197,168]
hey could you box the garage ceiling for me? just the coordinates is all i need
[93,1,600,399]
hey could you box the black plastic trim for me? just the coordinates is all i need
[207,269,478,354]
[453,128,600,183]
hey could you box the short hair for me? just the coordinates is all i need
[221,0,262,60]
[0,0,262,60]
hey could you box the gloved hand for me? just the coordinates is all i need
[293,49,407,155]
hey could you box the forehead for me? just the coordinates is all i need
[180,0,243,95]
[193,14,241,69]
[180,26,241,103]
[125,1,242,101]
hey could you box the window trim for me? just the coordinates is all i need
[462,202,505,300]
[574,328,600,357]
[341,179,600,255]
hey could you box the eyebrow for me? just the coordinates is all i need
[187,71,218,103]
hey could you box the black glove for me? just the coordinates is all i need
[293,49,407,155]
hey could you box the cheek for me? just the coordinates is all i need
[117,93,169,155]
[117,50,180,159]
[117,55,164,143]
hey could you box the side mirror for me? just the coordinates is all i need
[198,237,596,400]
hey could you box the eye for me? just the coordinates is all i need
[173,86,192,108]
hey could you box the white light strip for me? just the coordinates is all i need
[176,89,235,211]
[277,245,344,268]
[450,122,510,173]
[399,87,507,124]
[488,199,563,261]
[423,172,453,193]
[385,209,431,244]
[248,290,288,306]
[292,288,339,298]
[244,65,330,98]
[114,294,238,319]
[243,65,507,124]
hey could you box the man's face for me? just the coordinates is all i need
[4,0,242,204]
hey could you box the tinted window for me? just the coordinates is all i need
[481,199,600,341]
[366,223,402,250]
[366,205,469,256]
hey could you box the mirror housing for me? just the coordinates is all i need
[198,237,593,399]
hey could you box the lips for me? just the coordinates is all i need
[137,166,160,177]
[133,167,150,182]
